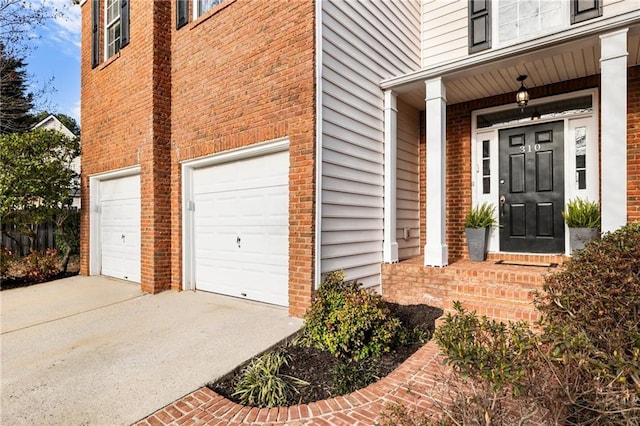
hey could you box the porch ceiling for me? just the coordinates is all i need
[395,23,640,109]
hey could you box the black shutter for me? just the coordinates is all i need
[469,0,491,54]
[177,0,188,29]
[91,0,100,68]
[120,0,130,48]
[571,0,602,24]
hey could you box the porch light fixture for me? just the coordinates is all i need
[516,75,529,111]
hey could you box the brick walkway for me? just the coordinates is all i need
[135,341,447,425]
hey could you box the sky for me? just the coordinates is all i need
[26,0,82,123]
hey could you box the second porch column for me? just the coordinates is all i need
[383,90,399,263]
[600,29,628,233]
[424,78,448,267]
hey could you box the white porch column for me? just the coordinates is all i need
[424,78,448,267]
[600,29,628,233]
[383,89,399,263]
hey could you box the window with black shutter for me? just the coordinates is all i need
[177,0,189,29]
[571,0,602,24]
[469,0,491,54]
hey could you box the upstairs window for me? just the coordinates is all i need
[105,0,121,58]
[468,0,602,54]
[195,0,224,18]
[571,0,603,24]
[496,0,567,46]
[92,0,129,68]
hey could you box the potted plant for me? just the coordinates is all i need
[464,202,498,261]
[562,197,601,254]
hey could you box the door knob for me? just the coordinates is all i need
[499,196,506,217]
[236,236,241,248]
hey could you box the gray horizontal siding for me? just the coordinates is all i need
[320,0,420,288]
[396,100,420,260]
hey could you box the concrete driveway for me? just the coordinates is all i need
[0,276,302,425]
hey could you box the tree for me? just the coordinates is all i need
[0,45,35,134]
[0,129,80,270]
[0,0,63,57]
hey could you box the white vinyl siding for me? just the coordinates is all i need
[421,0,468,67]
[421,0,635,68]
[321,0,420,288]
[396,100,420,260]
[603,0,639,17]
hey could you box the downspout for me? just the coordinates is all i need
[313,0,323,289]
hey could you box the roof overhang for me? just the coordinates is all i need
[382,10,640,108]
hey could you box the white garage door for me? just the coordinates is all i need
[192,150,289,306]
[99,175,141,283]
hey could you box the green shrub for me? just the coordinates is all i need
[55,210,80,255]
[561,197,600,228]
[534,222,640,424]
[464,202,498,228]
[302,271,401,362]
[24,248,60,283]
[331,359,378,395]
[434,301,538,396]
[233,350,308,408]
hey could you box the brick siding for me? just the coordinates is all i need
[81,0,316,315]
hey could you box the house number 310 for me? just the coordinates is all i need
[519,144,541,153]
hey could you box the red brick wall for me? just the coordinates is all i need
[170,0,316,316]
[81,2,170,292]
[81,0,316,315]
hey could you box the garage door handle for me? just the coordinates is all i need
[237,236,241,248]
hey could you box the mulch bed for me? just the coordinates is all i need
[1,255,80,291]
[208,303,443,406]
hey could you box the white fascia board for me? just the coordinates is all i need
[381,9,640,90]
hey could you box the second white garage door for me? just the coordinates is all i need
[192,150,289,306]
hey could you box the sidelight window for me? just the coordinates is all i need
[575,126,587,190]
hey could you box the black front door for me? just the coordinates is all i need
[499,121,564,253]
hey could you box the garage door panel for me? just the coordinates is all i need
[100,175,140,201]
[99,175,141,283]
[196,260,288,306]
[192,150,289,306]
[194,188,288,227]
[193,154,289,194]
[195,227,288,263]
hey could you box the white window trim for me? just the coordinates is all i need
[471,88,599,255]
[104,0,121,60]
[491,0,570,50]
[192,0,223,20]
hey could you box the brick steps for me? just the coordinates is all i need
[384,254,566,324]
